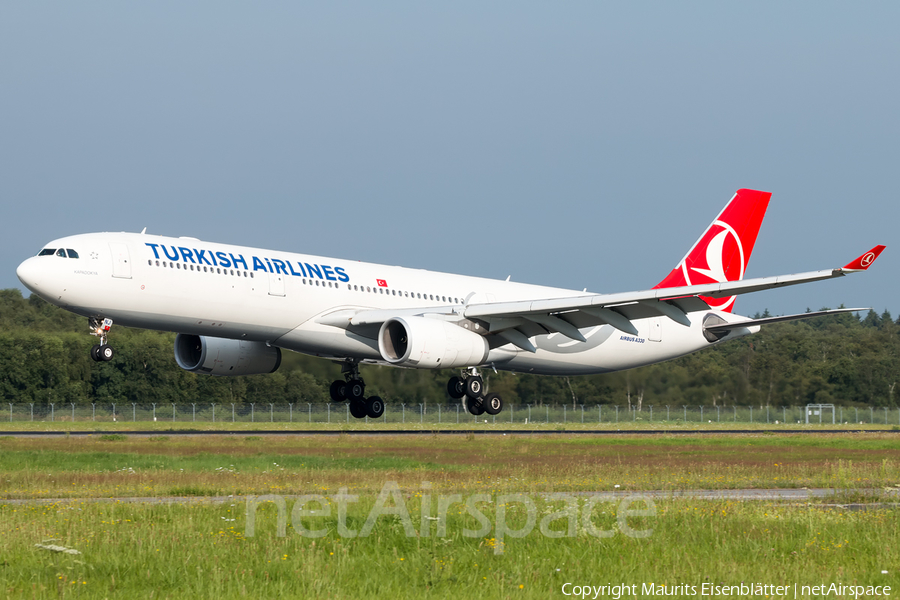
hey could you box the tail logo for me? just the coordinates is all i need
[860,251,876,268]
[681,220,745,311]
[654,189,771,314]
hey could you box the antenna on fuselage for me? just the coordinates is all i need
[140,227,147,234]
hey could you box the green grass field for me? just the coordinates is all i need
[1,419,897,433]
[1,434,898,598]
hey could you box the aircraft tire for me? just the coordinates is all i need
[349,399,367,419]
[346,379,366,401]
[465,376,484,399]
[467,397,485,416]
[90,345,102,362]
[483,393,503,415]
[447,376,465,399]
[100,345,114,362]
[330,380,347,402]
[365,396,385,419]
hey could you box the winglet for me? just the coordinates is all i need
[841,245,886,272]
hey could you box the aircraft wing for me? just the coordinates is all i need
[340,245,885,352]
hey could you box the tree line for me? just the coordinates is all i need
[1,289,896,408]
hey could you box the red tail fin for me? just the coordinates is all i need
[654,188,771,313]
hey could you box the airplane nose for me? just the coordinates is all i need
[16,257,42,294]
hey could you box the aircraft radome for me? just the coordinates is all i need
[16,189,885,420]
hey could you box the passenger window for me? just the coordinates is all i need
[66,249,79,258]
[38,249,56,256]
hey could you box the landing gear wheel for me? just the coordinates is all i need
[346,379,366,402]
[330,380,347,402]
[483,393,503,415]
[365,396,384,419]
[89,317,114,359]
[349,399,367,419]
[465,376,484,399]
[447,376,466,399]
[467,397,485,416]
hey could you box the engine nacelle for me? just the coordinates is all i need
[378,316,489,369]
[174,334,282,376]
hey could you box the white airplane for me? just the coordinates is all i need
[16,189,884,420]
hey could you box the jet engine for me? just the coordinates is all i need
[378,316,489,369]
[174,334,282,376]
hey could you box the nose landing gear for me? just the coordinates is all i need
[89,317,114,362]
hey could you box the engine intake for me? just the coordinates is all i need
[378,316,489,369]
[174,334,282,376]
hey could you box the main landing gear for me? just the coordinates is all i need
[329,360,384,419]
[89,317,115,362]
[447,368,504,416]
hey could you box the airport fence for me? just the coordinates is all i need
[3,402,899,426]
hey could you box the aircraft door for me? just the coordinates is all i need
[109,243,132,279]
[648,318,662,342]
[268,272,285,296]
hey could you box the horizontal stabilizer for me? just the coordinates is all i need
[704,307,869,333]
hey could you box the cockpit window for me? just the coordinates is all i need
[37,248,80,258]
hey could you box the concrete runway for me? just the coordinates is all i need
[1,428,897,437]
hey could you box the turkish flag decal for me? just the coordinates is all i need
[376,279,388,287]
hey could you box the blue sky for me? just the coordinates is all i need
[1,2,896,318]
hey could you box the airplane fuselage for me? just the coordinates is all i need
[16,231,747,376]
